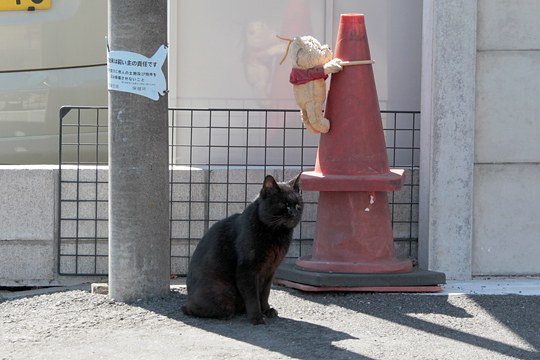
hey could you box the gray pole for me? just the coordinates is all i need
[108,0,170,301]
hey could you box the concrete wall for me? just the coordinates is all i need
[420,0,540,279]
[1,166,418,286]
[0,166,105,286]
[473,0,540,275]
[0,166,56,285]
[419,0,477,280]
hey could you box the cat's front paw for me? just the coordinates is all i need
[250,314,266,325]
[263,307,278,318]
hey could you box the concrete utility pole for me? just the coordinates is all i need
[108,0,170,301]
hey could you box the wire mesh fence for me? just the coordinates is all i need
[58,106,420,276]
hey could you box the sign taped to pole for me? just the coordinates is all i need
[107,45,168,101]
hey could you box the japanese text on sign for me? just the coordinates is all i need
[107,45,168,101]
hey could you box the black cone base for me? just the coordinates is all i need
[275,259,446,292]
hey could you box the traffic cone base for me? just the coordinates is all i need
[275,259,445,292]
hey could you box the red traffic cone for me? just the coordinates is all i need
[276,14,445,292]
[298,13,411,273]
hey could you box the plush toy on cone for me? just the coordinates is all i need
[278,35,343,134]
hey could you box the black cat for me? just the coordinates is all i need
[182,174,303,325]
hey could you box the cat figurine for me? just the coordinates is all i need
[182,174,303,325]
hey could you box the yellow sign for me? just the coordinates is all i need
[0,0,51,11]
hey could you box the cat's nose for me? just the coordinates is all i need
[288,205,301,216]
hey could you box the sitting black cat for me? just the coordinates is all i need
[182,174,303,325]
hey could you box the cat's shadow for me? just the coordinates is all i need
[136,289,369,360]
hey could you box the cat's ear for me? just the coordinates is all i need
[287,173,301,193]
[262,175,279,196]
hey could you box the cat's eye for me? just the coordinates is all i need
[285,202,301,212]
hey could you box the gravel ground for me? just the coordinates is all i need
[1,285,539,360]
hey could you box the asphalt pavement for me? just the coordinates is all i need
[1,278,539,360]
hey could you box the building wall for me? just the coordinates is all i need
[421,0,540,279]
[473,0,540,275]
[419,0,476,280]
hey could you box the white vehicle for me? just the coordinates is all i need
[0,0,107,164]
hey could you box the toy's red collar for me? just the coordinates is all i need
[289,66,328,85]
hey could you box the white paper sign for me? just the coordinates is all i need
[107,45,168,101]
